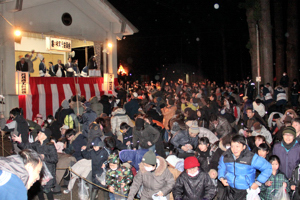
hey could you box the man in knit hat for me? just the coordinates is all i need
[273,126,300,179]
[172,156,216,200]
[127,150,175,200]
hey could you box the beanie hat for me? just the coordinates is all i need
[184,156,200,170]
[142,150,156,166]
[108,153,120,164]
[282,126,296,138]
[253,122,261,131]
[41,128,52,140]
[135,118,144,131]
[91,137,104,147]
[188,121,199,134]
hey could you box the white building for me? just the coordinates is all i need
[0,0,138,116]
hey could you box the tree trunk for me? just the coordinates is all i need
[286,0,299,86]
[273,0,285,86]
[246,8,258,83]
[259,0,273,85]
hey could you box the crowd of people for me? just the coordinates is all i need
[0,74,300,200]
[16,51,99,77]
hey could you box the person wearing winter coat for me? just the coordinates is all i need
[89,96,103,116]
[171,122,199,159]
[119,149,149,171]
[274,85,287,112]
[99,95,112,116]
[253,99,266,118]
[106,154,133,199]
[162,99,177,130]
[64,129,87,161]
[132,118,160,151]
[195,137,214,173]
[172,156,216,200]
[13,129,58,200]
[218,135,272,199]
[1,107,29,153]
[120,122,133,148]
[208,115,232,139]
[81,136,115,200]
[58,99,75,128]
[272,126,300,179]
[111,107,134,141]
[127,150,175,200]
[251,122,273,144]
[0,149,43,200]
[291,79,299,109]
[125,92,140,120]
[77,102,97,137]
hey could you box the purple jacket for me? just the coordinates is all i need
[272,141,300,179]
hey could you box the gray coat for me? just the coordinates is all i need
[127,156,175,200]
[89,96,103,116]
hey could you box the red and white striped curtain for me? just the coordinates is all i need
[19,77,106,120]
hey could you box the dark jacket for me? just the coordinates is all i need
[99,97,112,116]
[89,96,103,116]
[58,100,75,126]
[77,107,97,137]
[18,140,58,189]
[132,123,161,149]
[81,147,111,188]
[218,148,272,190]
[48,120,61,140]
[125,99,140,120]
[280,75,289,88]
[123,127,133,147]
[171,130,198,154]
[172,170,216,200]
[54,64,66,77]
[16,61,28,72]
[196,147,214,172]
[3,115,29,143]
[119,149,149,171]
[272,140,300,179]
[64,133,87,161]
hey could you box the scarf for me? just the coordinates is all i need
[282,139,296,151]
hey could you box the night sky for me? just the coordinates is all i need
[108,0,252,84]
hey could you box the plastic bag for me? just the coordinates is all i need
[41,162,53,186]
[273,186,290,200]
[246,188,261,200]
[96,168,106,186]
[152,193,167,200]
[78,178,89,200]
[115,189,126,200]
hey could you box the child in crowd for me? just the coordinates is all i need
[259,155,289,200]
[120,122,133,149]
[81,137,115,200]
[195,137,213,172]
[251,135,268,153]
[290,162,300,200]
[106,153,133,200]
[257,143,270,160]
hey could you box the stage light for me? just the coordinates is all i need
[108,43,112,48]
[214,3,219,9]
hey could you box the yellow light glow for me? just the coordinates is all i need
[14,29,21,36]
[118,65,127,76]
[108,43,112,48]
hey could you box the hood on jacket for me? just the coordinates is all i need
[61,99,69,109]
[139,156,167,176]
[112,108,126,116]
[0,155,29,186]
[89,96,99,104]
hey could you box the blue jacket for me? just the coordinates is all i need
[119,149,149,171]
[218,148,272,190]
[0,170,27,200]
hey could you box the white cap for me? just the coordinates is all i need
[166,155,184,167]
